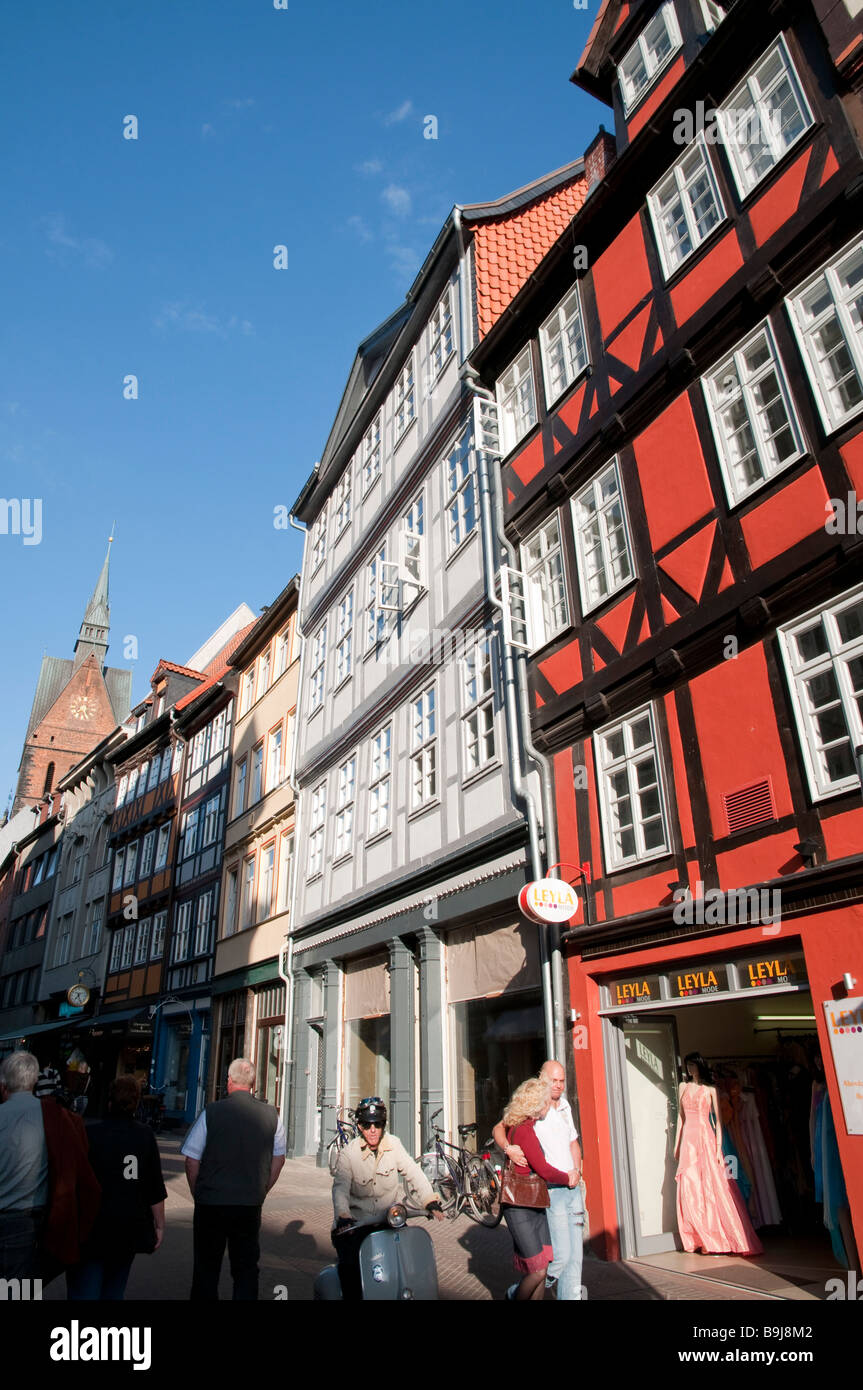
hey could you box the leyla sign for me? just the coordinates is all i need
[519,878,581,926]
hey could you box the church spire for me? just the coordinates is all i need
[73,528,114,669]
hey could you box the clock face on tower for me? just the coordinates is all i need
[70,695,96,721]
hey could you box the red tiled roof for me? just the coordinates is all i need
[466,176,589,339]
[174,621,258,712]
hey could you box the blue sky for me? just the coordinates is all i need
[0,0,604,806]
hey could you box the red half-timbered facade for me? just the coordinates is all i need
[473,0,863,1272]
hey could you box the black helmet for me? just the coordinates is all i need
[356,1096,387,1128]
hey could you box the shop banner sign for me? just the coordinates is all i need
[823,997,863,1136]
[518,878,581,926]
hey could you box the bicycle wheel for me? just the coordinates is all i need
[433,1175,458,1217]
[328,1138,345,1175]
[465,1156,503,1227]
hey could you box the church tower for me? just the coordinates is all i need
[12,536,133,812]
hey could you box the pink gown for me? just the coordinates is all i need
[675,1084,763,1256]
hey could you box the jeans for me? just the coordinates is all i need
[191,1204,262,1301]
[0,1212,41,1280]
[67,1254,135,1301]
[546,1185,584,1300]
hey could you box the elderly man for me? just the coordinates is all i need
[182,1057,285,1300]
[0,1052,49,1279]
[494,1059,584,1300]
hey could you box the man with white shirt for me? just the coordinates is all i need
[493,1059,584,1300]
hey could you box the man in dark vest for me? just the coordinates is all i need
[182,1056,285,1299]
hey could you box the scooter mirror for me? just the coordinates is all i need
[387,1203,407,1229]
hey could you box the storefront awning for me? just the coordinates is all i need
[72,1007,148,1031]
[0,1017,78,1044]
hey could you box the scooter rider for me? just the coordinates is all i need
[331,1096,444,1299]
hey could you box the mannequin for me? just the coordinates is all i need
[673,1052,763,1257]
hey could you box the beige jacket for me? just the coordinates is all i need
[332,1132,436,1226]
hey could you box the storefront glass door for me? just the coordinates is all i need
[617,1015,681,1255]
[451,989,545,1142]
[346,1014,390,1111]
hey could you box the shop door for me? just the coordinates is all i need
[614,1015,681,1256]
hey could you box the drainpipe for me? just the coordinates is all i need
[468,375,554,1057]
[278,517,309,1143]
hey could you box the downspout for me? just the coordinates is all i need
[278,519,309,1144]
[467,374,554,1057]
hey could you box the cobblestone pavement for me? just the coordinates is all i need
[42,1135,824,1302]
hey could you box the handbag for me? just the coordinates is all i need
[500,1160,550,1208]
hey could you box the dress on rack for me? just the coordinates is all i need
[813,1083,849,1266]
[738,1089,782,1227]
[675,1084,763,1256]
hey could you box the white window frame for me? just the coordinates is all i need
[194,890,214,957]
[410,686,437,811]
[787,236,863,434]
[134,917,151,965]
[595,704,672,870]
[402,491,425,600]
[275,628,290,679]
[496,347,538,457]
[159,747,172,782]
[462,635,496,777]
[718,37,814,200]
[445,429,478,555]
[334,469,352,537]
[154,823,171,872]
[703,319,805,505]
[778,585,863,801]
[540,286,589,406]
[181,807,199,861]
[700,0,725,33]
[648,136,726,280]
[308,782,327,878]
[234,759,247,817]
[361,413,382,492]
[140,830,156,879]
[251,742,264,804]
[242,855,256,929]
[224,868,238,937]
[239,669,255,717]
[109,929,123,973]
[127,767,139,803]
[309,621,327,712]
[172,901,192,964]
[394,352,416,443]
[519,514,571,651]
[334,756,356,860]
[266,725,283,793]
[257,844,275,921]
[120,921,136,970]
[123,841,138,887]
[147,757,160,792]
[150,911,166,960]
[277,833,294,912]
[335,588,354,686]
[201,792,220,847]
[368,724,392,838]
[572,459,635,616]
[311,508,327,572]
[112,848,125,891]
[366,546,398,649]
[258,648,272,700]
[85,900,103,957]
[115,774,128,808]
[428,284,454,380]
[618,1,683,115]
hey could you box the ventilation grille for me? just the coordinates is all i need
[723,777,776,836]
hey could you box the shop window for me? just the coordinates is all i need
[344,955,391,1112]
[451,990,545,1144]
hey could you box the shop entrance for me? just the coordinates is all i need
[603,948,854,1289]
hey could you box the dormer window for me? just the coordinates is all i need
[618,3,682,115]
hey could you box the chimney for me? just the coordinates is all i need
[584,125,617,193]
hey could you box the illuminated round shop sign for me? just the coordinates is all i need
[518,877,581,926]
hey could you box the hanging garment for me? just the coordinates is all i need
[738,1089,782,1227]
[815,1086,849,1267]
[675,1084,763,1257]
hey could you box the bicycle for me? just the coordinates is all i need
[418,1108,502,1227]
[325,1105,358,1174]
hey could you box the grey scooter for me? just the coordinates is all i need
[314,1202,439,1301]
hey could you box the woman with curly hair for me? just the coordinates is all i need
[500,1076,580,1300]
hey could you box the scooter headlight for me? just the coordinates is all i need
[387,1203,407,1229]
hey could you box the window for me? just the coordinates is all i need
[109,930,123,973]
[779,587,863,800]
[311,509,327,571]
[123,841,138,887]
[156,694,165,717]
[85,900,103,957]
[275,628,290,678]
[368,725,391,837]
[618,1,682,114]
[428,285,454,378]
[151,911,166,960]
[172,742,183,774]
[540,287,589,405]
[497,348,537,456]
[572,460,635,615]
[334,470,352,536]
[362,413,382,490]
[258,843,275,919]
[648,138,725,278]
[595,705,670,869]
[134,917,151,965]
[366,547,398,649]
[127,766,139,803]
[335,590,354,685]
[154,823,171,871]
[116,774,128,808]
[445,431,477,553]
[308,783,326,877]
[403,492,424,596]
[309,622,327,712]
[112,848,125,891]
[139,759,150,790]
[242,855,256,928]
[703,321,804,504]
[140,830,156,879]
[251,743,264,803]
[788,237,863,433]
[224,868,238,937]
[201,793,220,847]
[159,747,172,781]
[462,636,496,775]
[190,731,206,773]
[234,758,247,816]
[258,649,271,698]
[700,0,725,31]
[266,725,283,792]
[410,687,437,810]
[211,709,227,755]
[520,515,570,649]
[136,712,146,732]
[120,922,135,969]
[335,757,356,859]
[277,833,294,912]
[239,670,254,717]
[394,353,416,441]
[181,807,199,861]
[55,915,73,969]
[194,891,214,956]
[172,901,192,963]
[719,39,813,198]
[147,757,160,792]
